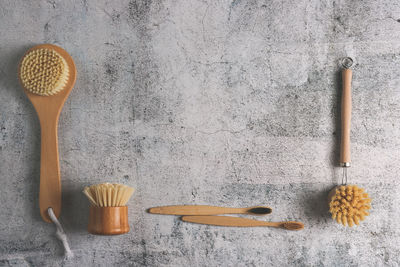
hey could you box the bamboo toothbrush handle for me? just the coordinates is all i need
[181,216,280,227]
[39,116,61,222]
[340,68,352,166]
[148,205,247,215]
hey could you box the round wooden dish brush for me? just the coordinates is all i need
[83,183,135,235]
[328,58,371,227]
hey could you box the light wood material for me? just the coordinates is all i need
[181,216,304,230]
[148,205,272,215]
[88,206,130,235]
[340,68,352,165]
[18,44,76,222]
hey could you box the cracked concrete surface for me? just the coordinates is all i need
[1,0,400,266]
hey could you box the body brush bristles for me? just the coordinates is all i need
[19,48,69,96]
[83,183,135,207]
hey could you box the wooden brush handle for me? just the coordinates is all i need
[340,68,352,166]
[148,205,249,215]
[39,116,61,222]
[181,216,279,227]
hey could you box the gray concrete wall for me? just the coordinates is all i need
[1,0,400,266]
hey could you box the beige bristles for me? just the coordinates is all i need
[329,185,371,227]
[19,48,69,96]
[83,183,135,207]
[281,221,304,230]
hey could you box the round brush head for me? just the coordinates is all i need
[84,183,135,235]
[19,48,69,96]
[328,185,371,227]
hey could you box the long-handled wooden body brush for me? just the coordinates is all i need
[328,58,371,227]
[18,44,76,222]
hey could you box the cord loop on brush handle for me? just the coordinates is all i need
[47,207,73,259]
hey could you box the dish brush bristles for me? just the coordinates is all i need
[329,185,371,227]
[20,48,69,96]
[83,183,135,207]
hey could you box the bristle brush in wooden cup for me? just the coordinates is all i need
[328,58,371,227]
[18,44,76,222]
[83,183,135,235]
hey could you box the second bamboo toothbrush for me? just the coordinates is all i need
[181,216,304,230]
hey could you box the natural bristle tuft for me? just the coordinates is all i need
[83,183,135,207]
[282,222,304,230]
[248,207,272,214]
[329,185,371,227]
[19,48,69,96]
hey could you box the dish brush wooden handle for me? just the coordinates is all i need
[39,116,61,222]
[340,68,352,166]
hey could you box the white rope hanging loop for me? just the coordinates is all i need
[47,207,73,259]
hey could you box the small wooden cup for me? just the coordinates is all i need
[88,206,130,235]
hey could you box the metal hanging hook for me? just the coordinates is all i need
[342,168,348,185]
[341,57,353,69]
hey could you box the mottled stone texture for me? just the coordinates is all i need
[0,0,400,266]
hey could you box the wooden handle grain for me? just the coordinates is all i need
[39,116,61,222]
[340,68,352,165]
[88,206,129,235]
[181,216,278,227]
[148,205,247,215]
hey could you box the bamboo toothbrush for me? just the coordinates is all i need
[181,216,304,230]
[328,58,371,227]
[148,205,272,216]
[18,44,76,222]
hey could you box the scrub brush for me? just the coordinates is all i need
[19,48,69,96]
[18,44,76,222]
[328,58,371,226]
[328,185,371,226]
[83,183,135,235]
